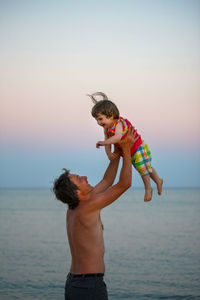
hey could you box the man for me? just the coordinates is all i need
[53,128,138,300]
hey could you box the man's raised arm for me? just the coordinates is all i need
[89,128,139,211]
[92,146,120,194]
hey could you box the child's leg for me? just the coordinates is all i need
[150,168,163,195]
[142,174,152,202]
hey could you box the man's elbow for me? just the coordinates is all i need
[124,176,132,188]
[109,179,115,186]
[119,180,132,191]
[126,181,132,189]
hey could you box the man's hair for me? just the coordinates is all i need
[88,92,119,119]
[53,169,80,209]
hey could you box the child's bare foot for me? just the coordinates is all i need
[144,188,153,202]
[157,178,163,195]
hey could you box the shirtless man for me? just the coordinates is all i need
[53,128,138,300]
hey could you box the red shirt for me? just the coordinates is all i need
[104,116,142,155]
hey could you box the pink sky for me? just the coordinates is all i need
[0,1,200,187]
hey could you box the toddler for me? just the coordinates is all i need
[88,92,163,202]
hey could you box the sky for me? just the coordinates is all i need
[0,0,200,188]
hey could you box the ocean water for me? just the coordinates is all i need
[0,188,200,300]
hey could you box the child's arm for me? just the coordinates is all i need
[96,122,123,148]
[104,135,117,161]
[104,144,118,161]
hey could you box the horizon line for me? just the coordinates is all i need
[0,186,200,190]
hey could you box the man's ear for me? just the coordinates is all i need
[76,189,84,201]
[76,189,81,198]
[76,189,87,201]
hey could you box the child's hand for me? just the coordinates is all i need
[96,141,105,148]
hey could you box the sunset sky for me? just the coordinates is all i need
[0,0,200,188]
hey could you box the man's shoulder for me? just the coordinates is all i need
[74,198,101,215]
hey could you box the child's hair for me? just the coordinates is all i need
[87,92,119,119]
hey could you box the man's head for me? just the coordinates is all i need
[53,169,80,209]
[53,169,92,209]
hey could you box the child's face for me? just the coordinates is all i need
[95,113,115,130]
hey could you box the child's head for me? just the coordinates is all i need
[88,92,119,119]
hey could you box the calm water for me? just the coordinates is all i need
[0,188,200,300]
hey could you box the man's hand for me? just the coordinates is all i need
[119,127,140,151]
[107,152,119,161]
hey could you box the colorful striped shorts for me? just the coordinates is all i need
[131,141,152,176]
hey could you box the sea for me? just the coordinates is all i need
[0,188,200,300]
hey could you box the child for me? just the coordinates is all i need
[88,92,163,202]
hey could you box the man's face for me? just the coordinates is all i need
[69,174,92,198]
[95,113,114,130]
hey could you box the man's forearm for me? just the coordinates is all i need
[103,156,120,185]
[105,144,112,156]
[118,147,132,188]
